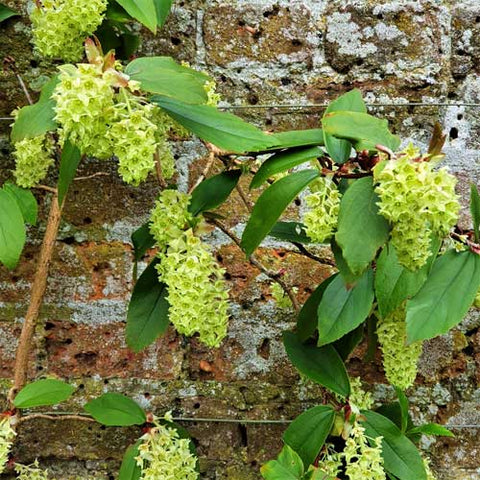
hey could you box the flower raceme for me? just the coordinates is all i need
[15,461,50,480]
[0,415,15,474]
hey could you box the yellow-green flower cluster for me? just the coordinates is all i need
[0,416,15,474]
[376,307,423,390]
[349,377,374,410]
[136,423,198,480]
[374,149,459,270]
[423,456,437,480]
[474,288,480,309]
[12,134,55,188]
[149,190,193,249]
[15,461,49,480]
[315,445,342,479]
[343,423,385,480]
[30,0,107,62]
[156,230,229,347]
[304,177,342,243]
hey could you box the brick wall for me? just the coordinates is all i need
[1,1,480,479]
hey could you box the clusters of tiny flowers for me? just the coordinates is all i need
[149,190,193,249]
[423,456,437,480]
[15,461,49,480]
[349,377,374,410]
[374,147,459,270]
[0,416,15,474]
[376,307,423,390]
[12,134,55,188]
[30,0,107,62]
[315,445,342,479]
[156,230,230,347]
[304,176,342,243]
[136,421,198,480]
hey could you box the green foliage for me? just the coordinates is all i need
[470,183,480,242]
[13,379,75,408]
[394,387,409,433]
[155,0,173,27]
[261,445,305,480]
[0,188,26,269]
[132,223,156,262]
[335,177,390,276]
[267,129,325,150]
[407,423,454,438]
[268,222,312,244]
[241,170,320,256]
[283,332,350,397]
[283,405,335,466]
[2,183,38,226]
[119,440,143,480]
[0,3,18,22]
[84,393,146,426]
[126,258,170,352]
[115,0,158,33]
[406,250,480,342]
[58,140,82,205]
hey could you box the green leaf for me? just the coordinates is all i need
[126,57,208,104]
[0,4,18,22]
[0,189,26,269]
[407,423,454,438]
[241,170,319,256]
[375,243,432,319]
[331,239,359,285]
[84,393,146,426]
[261,445,304,480]
[470,183,480,242]
[106,2,133,22]
[266,129,325,150]
[323,89,366,164]
[283,331,350,397]
[297,274,337,342]
[119,440,143,480]
[395,386,409,432]
[250,147,322,189]
[132,223,155,262]
[332,324,364,361]
[376,402,414,434]
[58,139,81,205]
[2,182,38,225]
[116,0,157,32]
[155,0,173,26]
[322,111,401,152]
[152,96,278,152]
[361,410,427,480]
[268,222,312,244]
[189,170,242,216]
[335,177,390,275]
[14,379,75,408]
[317,268,374,346]
[406,250,480,343]
[10,76,59,143]
[283,405,335,466]
[126,258,170,352]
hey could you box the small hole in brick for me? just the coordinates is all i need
[78,383,84,389]
[224,272,232,280]
[216,254,223,262]
[65,338,73,345]
[104,379,109,385]
[258,338,270,360]
[193,402,200,409]
[83,217,92,225]
[238,20,245,27]
[291,39,302,47]
[171,37,181,45]
[281,77,291,86]
[100,425,106,430]
[220,74,227,82]
[449,127,458,140]
[144,392,151,399]
[294,198,301,206]
[457,114,463,120]
[377,13,383,20]
[356,58,364,66]
[476,16,480,23]
[247,93,259,105]
[265,118,273,126]
[45,322,55,331]
[62,236,76,245]
[37,366,43,371]
[463,345,474,355]
[239,424,248,446]
[30,59,39,68]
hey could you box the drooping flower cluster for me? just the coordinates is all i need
[136,421,198,480]
[0,415,15,474]
[30,0,107,62]
[149,191,230,347]
[304,176,342,243]
[12,134,55,188]
[349,377,374,411]
[376,306,423,390]
[15,461,50,480]
[374,147,459,271]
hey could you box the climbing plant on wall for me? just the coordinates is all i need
[1,1,480,479]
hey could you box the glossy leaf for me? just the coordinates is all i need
[407,423,454,438]
[0,4,18,22]
[0,189,26,269]
[395,386,409,432]
[406,250,480,343]
[361,410,427,480]
[250,147,322,189]
[376,403,415,434]
[332,324,364,361]
[155,0,173,26]
[297,274,337,341]
[84,393,146,426]
[317,268,374,346]
[322,111,401,152]
[152,96,278,152]
[119,440,143,480]
[266,129,324,150]
[470,183,480,242]
[331,239,359,285]
[10,76,59,143]
[126,258,170,352]
[126,58,208,104]
[189,170,242,215]
[283,331,350,397]
[241,170,319,256]
[268,222,312,244]
[2,182,37,225]
[261,445,304,480]
[116,0,157,32]
[283,405,335,466]
[58,139,81,205]
[14,379,75,408]
[132,223,155,261]
[335,177,389,275]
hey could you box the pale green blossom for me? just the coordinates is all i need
[15,461,50,480]
[0,416,15,474]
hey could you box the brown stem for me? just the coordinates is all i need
[292,242,336,267]
[154,150,167,189]
[16,74,33,106]
[208,217,300,312]
[73,172,110,182]
[235,184,253,212]
[8,193,65,406]
[189,151,216,194]
[17,413,95,424]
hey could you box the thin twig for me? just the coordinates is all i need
[16,74,33,105]
[154,150,167,189]
[73,172,110,182]
[235,184,253,212]
[189,151,216,193]
[17,413,95,425]
[292,242,336,267]
[33,184,57,194]
[208,217,300,312]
